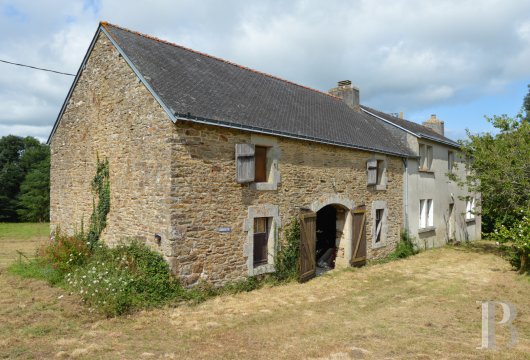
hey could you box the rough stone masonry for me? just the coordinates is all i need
[50,31,404,286]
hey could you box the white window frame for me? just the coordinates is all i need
[466,198,475,221]
[243,205,281,275]
[371,200,388,248]
[419,199,434,231]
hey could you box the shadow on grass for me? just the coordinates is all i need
[448,240,510,257]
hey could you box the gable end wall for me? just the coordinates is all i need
[50,31,173,246]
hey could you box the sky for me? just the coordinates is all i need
[1,0,530,143]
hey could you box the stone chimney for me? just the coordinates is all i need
[329,80,360,112]
[422,114,444,136]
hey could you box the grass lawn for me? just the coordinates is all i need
[0,222,49,268]
[1,236,529,359]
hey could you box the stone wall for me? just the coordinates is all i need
[165,122,404,285]
[51,31,404,286]
[50,32,173,247]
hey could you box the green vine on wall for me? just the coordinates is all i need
[86,156,110,248]
[274,217,300,281]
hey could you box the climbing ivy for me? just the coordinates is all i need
[274,217,300,281]
[86,156,110,248]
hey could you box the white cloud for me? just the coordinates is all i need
[0,0,529,141]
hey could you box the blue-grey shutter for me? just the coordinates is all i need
[235,144,255,183]
[367,159,377,185]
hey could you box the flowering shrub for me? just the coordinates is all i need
[39,232,91,274]
[65,241,183,316]
[491,208,530,273]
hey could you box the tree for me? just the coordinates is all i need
[459,114,530,233]
[0,135,50,222]
[17,154,50,222]
[0,136,26,221]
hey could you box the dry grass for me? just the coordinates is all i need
[0,223,49,268]
[1,233,529,359]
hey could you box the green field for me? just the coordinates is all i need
[0,222,49,268]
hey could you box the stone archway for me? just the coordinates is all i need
[309,194,355,269]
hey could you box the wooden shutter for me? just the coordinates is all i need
[299,211,317,283]
[367,159,377,185]
[351,205,367,266]
[235,144,255,183]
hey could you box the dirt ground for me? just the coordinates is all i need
[1,235,529,359]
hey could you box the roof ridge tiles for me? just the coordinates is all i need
[100,21,341,101]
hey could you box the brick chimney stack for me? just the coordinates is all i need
[329,80,360,112]
[422,114,445,136]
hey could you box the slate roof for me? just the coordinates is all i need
[78,22,412,157]
[361,105,460,148]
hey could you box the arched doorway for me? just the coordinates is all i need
[315,203,352,272]
[298,195,364,282]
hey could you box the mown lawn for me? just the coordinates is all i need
[0,231,529,359]
[0,223,49,268]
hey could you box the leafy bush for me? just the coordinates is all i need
[65,241,184,316]
[274,217,300,281]
[38,232,91,274]
[490,208,530,273]
[387,230,418,260]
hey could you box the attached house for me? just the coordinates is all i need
[361,107,481,248]
[48,22,477,285]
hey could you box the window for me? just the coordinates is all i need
[448,151,454,171]
[376,160,385,185]
[254,146,268,182]
[419,199,433,229]
[419,144,433,170]
[253,217,269,267]
[371,200,387,248]
[235,142,280,190]
[375,209,384,243]
[466,198,475,220]
[245,204,280,275]
[367,158,387,189]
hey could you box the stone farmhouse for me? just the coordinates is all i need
[48,22,479,285]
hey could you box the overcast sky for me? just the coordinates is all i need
[1,0,530,143]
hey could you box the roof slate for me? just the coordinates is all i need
[101,23,414,157]
[361,105,460,148]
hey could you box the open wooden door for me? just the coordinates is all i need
[351,205,367,266]
[299,211,317,282]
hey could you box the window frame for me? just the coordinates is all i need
[254,145,269,183]
[448,150,454,172]
[253,217,269,267]
[419,143,434,171]
[419,198,434,231]
[466,197,476,221]
[371,200,388,248]
[244,205,281,275]
[366,155,387,190]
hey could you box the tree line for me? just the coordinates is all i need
[0,135,50,222]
